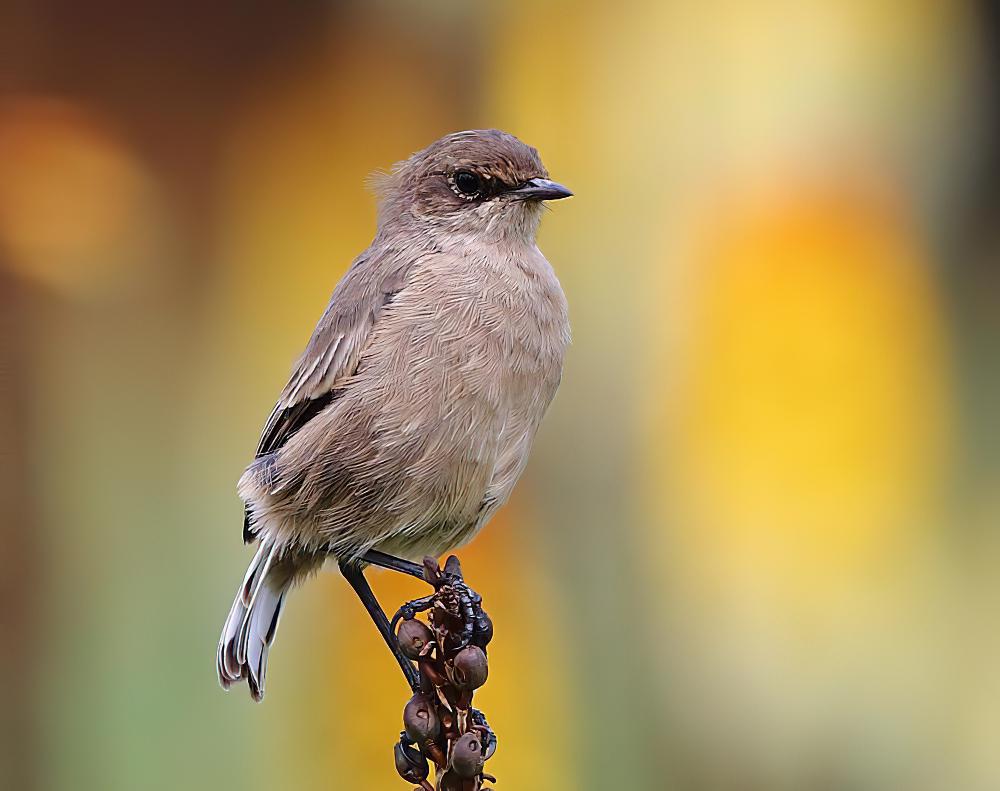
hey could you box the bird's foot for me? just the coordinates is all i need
[366,551,491,651]
[469,707,498,763]
[420,555,493,654]
[389,593,436,636]
[390,555,492,655]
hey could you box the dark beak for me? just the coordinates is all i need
[508,177,573,201]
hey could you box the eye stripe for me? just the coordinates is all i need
[440,168,517,202]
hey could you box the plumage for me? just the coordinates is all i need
[217,129,571,699]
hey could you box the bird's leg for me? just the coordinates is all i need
[339,560,420,691]
[361,549,427,580]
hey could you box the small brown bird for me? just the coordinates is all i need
[217,129,572,700]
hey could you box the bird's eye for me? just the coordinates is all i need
[453,170,482,197]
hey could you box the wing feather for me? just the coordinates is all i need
[243,247,416,541]
[255,249,414,458]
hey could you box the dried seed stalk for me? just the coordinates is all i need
[392,556,496,790]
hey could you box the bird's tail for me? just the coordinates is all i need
[216,540,294,701]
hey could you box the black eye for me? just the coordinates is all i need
[453,169,482,197]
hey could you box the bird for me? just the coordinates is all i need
[216,129,572,701]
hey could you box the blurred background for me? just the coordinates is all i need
[1,1,998,789]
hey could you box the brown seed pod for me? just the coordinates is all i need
[390,558,497,788]
[402,693,440,743]
[436,769,465,791]
[449,732,485,778]
[422,738,447,769]
[396,618,434,660]
[418,657,447,688]
[474,611,494,648]
[449,646,488,691]
[393,738,429,783]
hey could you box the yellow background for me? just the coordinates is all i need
[2,1,998,789]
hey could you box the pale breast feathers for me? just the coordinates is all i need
[242,242,568,548]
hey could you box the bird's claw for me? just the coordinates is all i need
[469,708,497,761]
[389,593,436,634]
[423,556,493,653]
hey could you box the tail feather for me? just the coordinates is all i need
[217,540,290,702]
[235,541,278,666]
[244,585,285,700]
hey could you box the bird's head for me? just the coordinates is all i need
[373,129,572,243]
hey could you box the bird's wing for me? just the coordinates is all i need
[242,247,415,542]
[255,247,415,460]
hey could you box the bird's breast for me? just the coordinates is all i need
[262,242,569,555]
[359,242,568,464]
[447,243,568,401]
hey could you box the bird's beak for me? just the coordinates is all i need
[507,177,573,201]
